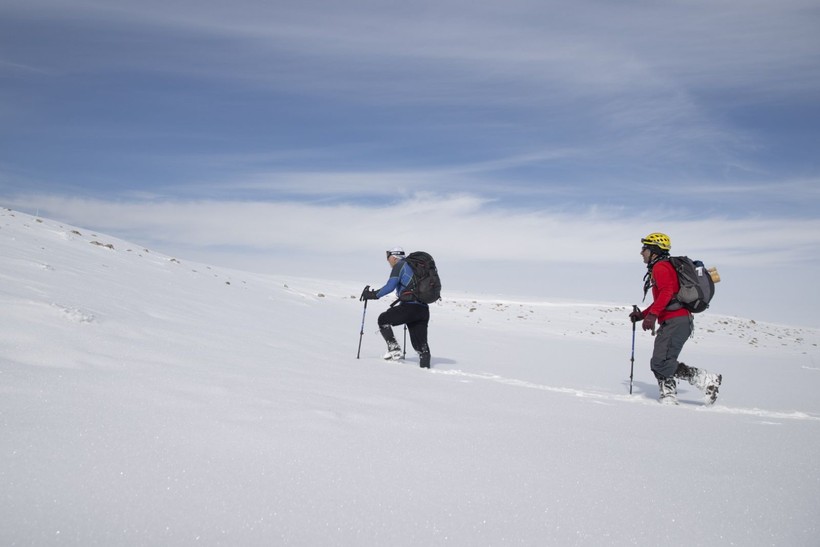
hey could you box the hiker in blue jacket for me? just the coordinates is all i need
[360,247,431,368]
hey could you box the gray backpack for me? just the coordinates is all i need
[666,256,716,313]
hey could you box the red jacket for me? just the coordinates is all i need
[644,260,690,323]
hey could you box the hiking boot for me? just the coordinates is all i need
[674,362,695,382]
[383,341,402,361]
[658,377,678,405]
[677,363,721,405]
[419,351,431,369]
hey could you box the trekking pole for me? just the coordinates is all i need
[630,304,639,394]
[402,325,407,359]
[357,295,369,359]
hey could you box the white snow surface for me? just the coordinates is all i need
[1,208,819,546]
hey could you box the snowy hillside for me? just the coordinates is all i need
[2,208,818,546]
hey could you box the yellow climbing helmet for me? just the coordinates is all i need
[641,232,671,252]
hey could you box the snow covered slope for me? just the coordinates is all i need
[1,208,818,546]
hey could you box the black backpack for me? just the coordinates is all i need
[666,256,716,314]
[400,251,442,304]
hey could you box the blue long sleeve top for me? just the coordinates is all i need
[376,259,415,299]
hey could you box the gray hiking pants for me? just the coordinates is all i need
[650,315,692,379]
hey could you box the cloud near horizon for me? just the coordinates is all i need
[4,193,819,269]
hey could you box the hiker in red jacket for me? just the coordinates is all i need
[629,233,722,405]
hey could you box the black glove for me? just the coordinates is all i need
[360,286,379,301]
[629,309,644,323]
[642,313,657,334]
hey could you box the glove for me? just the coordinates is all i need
[629,309,644,323]
[360,286,379,301]
[642,314,657,334]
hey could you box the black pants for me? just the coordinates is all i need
[378,303,430,354]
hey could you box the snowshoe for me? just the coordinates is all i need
[702,373,722,405]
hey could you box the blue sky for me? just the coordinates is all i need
[2,0,820,325]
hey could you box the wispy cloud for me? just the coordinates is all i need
[7,1,816,143]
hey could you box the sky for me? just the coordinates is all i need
[2,208,819,545]
[1,0,820,325]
